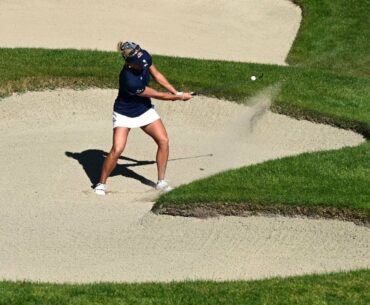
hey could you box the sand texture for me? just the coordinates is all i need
[0,89,368,283]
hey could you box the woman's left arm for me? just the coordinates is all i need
[149,64,178,94]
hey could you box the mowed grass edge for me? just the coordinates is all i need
[154,141,370,225]
[287,0,370,77]
[1,270,369,305]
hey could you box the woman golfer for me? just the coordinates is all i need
[94,41,192,195]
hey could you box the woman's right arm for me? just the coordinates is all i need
[138,87,192,101]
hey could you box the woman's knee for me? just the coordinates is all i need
[157,135,169,148]
[110,145,124,158]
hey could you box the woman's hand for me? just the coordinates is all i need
[181,92,193,101]
[176,92,193,101]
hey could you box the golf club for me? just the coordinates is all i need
[169,153,213,161]
[118,153,214,165]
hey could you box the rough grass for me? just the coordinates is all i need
[1,48,370,136]
[288,0,370,77]
[154,141,370,225]
[1,270,369,305]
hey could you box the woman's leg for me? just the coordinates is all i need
[141,119,169,181]
[99,127,130,184]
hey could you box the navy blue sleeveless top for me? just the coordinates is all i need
[114,50,153,117]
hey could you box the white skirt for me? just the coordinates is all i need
[112,107,160,128]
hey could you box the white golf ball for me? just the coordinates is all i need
[251,75,257,81]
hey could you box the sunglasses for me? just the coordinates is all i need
[121,42,141,59]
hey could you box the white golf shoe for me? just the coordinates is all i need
[94,183,106,196]
[155,180,173,192]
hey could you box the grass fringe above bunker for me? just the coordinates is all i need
[1,49,369,138]
[154,142,370,224]
[288,0,370,77]
[1,270,369,305]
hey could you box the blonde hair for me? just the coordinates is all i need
[117,41,125,57]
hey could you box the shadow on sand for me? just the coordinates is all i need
[65,149,157,189]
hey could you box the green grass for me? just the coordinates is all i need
[288,0,370,77]
[0,48,119,96]
[1,48,370,136]
[155,141,370,223]
[1,270,369,305]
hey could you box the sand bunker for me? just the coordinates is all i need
[0,0,301,65]
[0,89,368,283]
[0,0,369,284]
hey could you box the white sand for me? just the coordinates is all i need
[0,89,368,283]
[0,0,301,65]
[0,0,369,284]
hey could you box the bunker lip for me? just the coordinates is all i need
[153,203,370,227]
